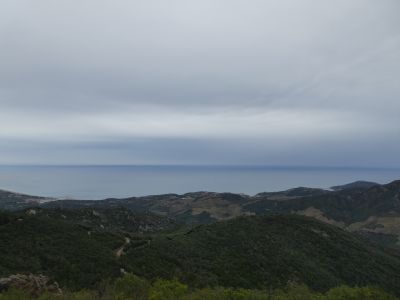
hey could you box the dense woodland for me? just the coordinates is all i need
[1,209,400,299]
[2,182,400,298]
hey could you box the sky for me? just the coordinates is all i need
[0,0,399,166]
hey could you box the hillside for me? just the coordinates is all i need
[249,180,400,247]
[38,180,400,248]
[1,212,400,295]
[42,188,328,223]
[42,192,252,224]
[0,190,54,211]
[330,181,379,191]
[3,180,400,248]
[24,207,177,233]
[120,215,400,294]
[0,211,123,289]
[0,207,179,290]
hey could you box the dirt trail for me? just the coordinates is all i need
[115,237,131,258]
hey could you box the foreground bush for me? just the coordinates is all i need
[325,285,397,300]
[0,274,398,300]
[113,274,150,300]
[149,279,188,300]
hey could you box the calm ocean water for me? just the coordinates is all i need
[0,165,399,200]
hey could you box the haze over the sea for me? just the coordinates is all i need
[0,165,398,200]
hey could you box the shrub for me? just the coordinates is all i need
[325,286,398,300]
[273,284,324,300]
[149,279,188,300]
[0,289,31,300]
[113,273,150,300]
[184,287,270,300]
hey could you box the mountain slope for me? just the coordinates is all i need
[250,180,400,247]
[0,190,53,211]
[40,181,400,248]
[43,192,252,224]
[24,207,177,233]
[42,187,329,223]
[330,181,379,191]
[1,211,400,295]
[121,215,400,295]
[41,181,399,226]
[124,215,400,293]
[0,211,123,289]
[4,180,400,248]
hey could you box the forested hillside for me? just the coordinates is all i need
[1,211,400,296]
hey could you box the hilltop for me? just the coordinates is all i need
[330,180,379,191]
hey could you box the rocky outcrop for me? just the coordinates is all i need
[0,274,62,297]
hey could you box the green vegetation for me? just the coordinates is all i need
[27,207,177,234]
[1,211,400,296]
[0,211,123,289]
[243,181,400,223]
[0,190,47,211]
[0,274,397,300]
[330,180,379,191]
[121,215,400,294]
[4,180,400,249]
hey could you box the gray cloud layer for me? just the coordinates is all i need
[0,0,399,166]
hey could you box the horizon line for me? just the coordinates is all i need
[0,164,399,171]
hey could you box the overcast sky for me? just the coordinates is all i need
[0,0,399,166]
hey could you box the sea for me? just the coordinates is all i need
[0,165,399,200]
